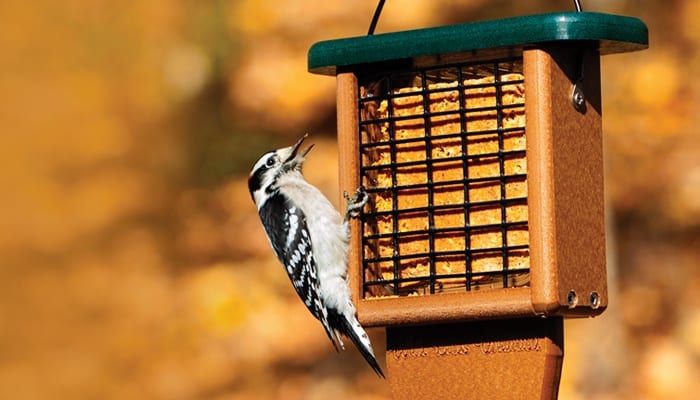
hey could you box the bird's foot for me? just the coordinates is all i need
[344,187,368,221]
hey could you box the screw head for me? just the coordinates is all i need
[571,83,586,112]
[567,290,578,308]
[589,291,601,309]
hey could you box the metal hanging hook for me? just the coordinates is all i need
[369,0,582,35]
[368,0,386,35]
[571,0,586,113]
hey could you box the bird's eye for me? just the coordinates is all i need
[265,157,276,167]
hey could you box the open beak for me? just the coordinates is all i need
[284,133,314,165]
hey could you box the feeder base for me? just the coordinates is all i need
[386,318,563,399]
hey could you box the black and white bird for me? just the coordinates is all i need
[247,134,384,377]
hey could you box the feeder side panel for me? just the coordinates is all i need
[550,44,607,315]
[336,72,363,305]
[523,47,558,314]
[525,43,607,316]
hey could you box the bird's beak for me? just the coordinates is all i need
[284,133,314,166]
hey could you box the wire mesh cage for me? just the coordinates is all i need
[308,12,648,327]
[358,58,529,297]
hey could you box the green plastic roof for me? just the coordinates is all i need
[308,12,648,75]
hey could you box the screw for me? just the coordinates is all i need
[567,290,578,308]
[589,291,601,309]
[571,82,586,112]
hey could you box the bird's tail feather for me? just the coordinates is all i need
[337,312,385,378]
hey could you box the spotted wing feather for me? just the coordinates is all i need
[258,193,337,348]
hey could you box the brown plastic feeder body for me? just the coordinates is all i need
[309,11,648,399]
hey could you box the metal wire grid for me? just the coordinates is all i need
[357,58,530,298]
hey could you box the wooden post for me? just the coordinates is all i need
[386,318,563,399]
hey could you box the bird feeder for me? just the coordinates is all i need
[308,11,647,399]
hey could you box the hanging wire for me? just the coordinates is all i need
[368,0,386,35]
[369,0,581,35]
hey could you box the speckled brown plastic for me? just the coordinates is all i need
[385,318,564,399]
[337,44,607,327]
[525,43,607,318]
[335,44,606,398]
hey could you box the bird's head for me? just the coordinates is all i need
[248,134,314,207]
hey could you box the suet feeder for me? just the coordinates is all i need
[309,9,647,399]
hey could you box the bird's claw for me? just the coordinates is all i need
[344,186,368,221]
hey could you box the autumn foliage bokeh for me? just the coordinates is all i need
[2,1,700,399]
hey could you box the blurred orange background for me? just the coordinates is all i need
[1,0,699,399]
